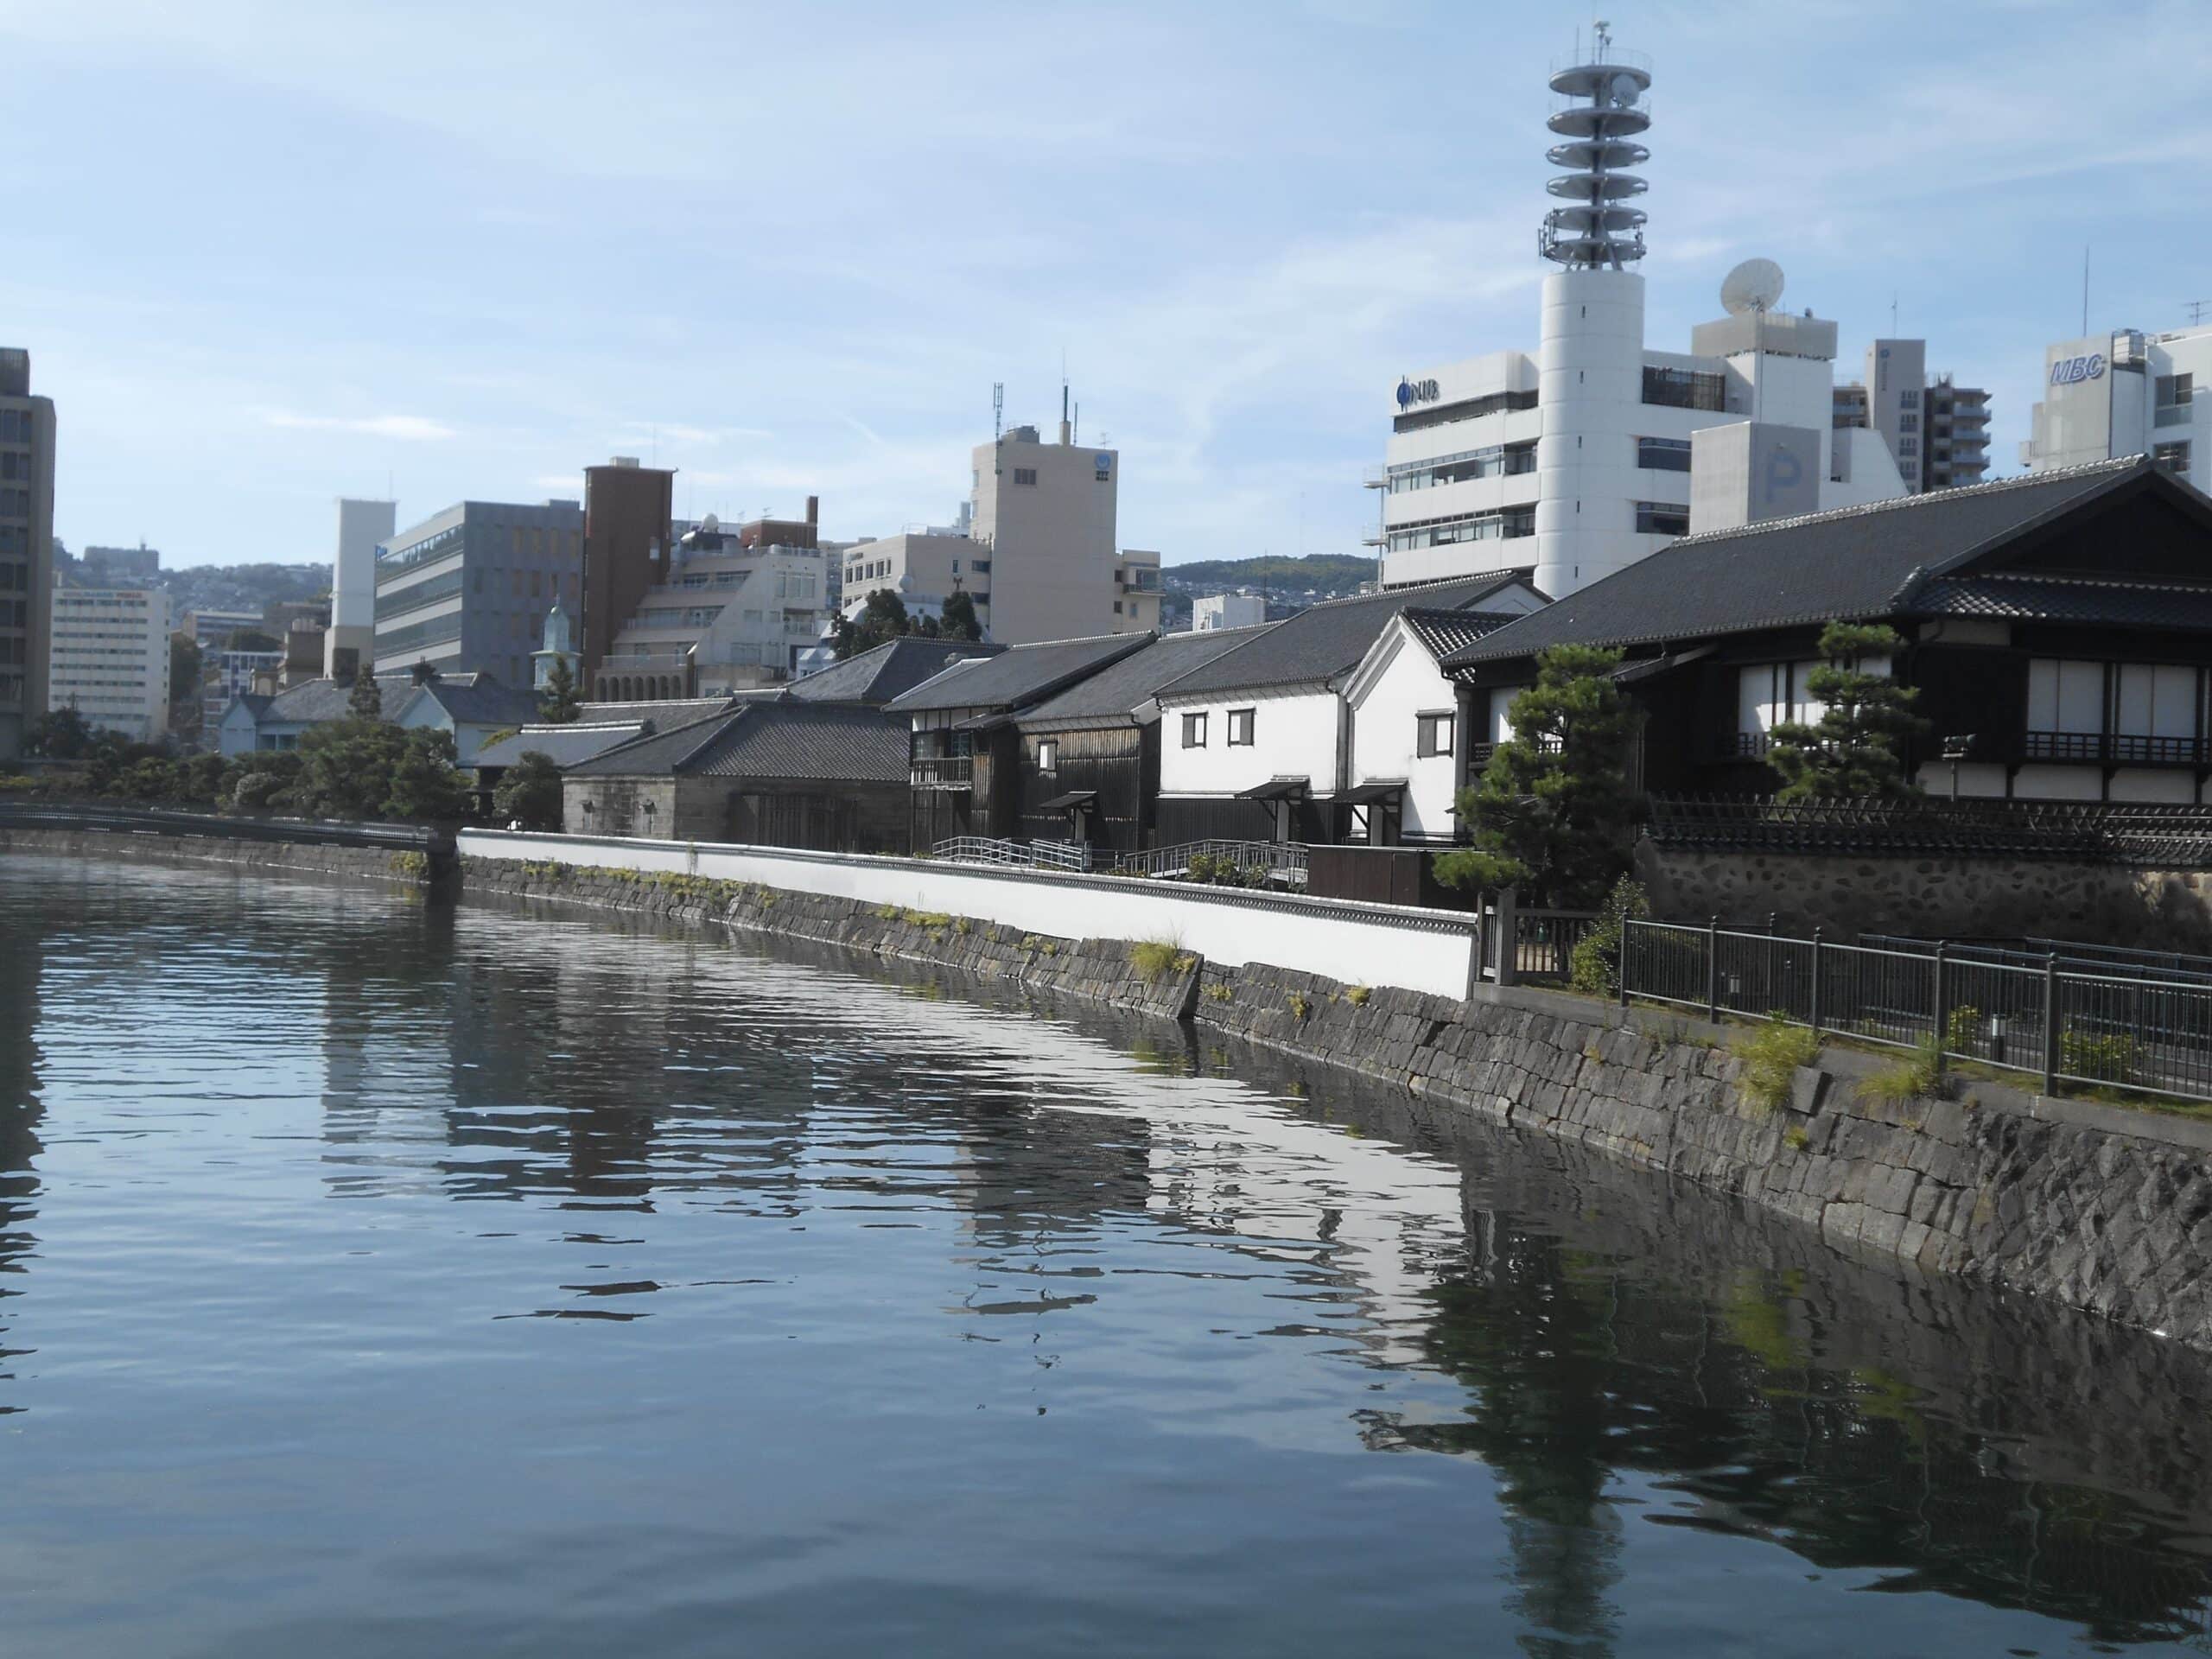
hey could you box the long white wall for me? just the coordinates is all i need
[460,829,1480,999]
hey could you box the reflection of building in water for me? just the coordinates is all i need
[0,925,42,1408]
[317,900,467,1197]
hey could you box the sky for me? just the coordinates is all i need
[3,0,2209,571]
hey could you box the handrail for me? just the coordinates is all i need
[1112,839,1309,883]
[932,835,1092,874]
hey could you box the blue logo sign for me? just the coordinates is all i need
[1094,453,1111,472]
[1396,377,1440,408]
[2050,353,2107,386]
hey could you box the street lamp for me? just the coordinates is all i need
[1942,734,1976,802]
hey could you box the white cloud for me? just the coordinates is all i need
[264,410,457,442]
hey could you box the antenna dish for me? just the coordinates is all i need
[699,511,720,532]
[1605,72,1640,108]
[1720,257,1785,316]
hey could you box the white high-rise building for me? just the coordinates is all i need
[328,498,395,678]
[2022,324,2212,490]
[1371,29,1903,595]
[48,584,169,741]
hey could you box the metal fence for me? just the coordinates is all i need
[1644,793,2212,865]
[1620,917,2212,1103]
[0,801,445,855]
[931,836,1094,874]
[1111,839,1309,884]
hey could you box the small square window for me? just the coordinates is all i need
[1181,711,1207,748]
[1416,711,1455,759]
[1227,708,1255,746]
[1037,739,1058,773]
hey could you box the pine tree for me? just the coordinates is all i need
[940,590,982,642]
[538,657,581,724]
[1767,622,1927,802]
[1434,644,1643,907]
[347,670,385,721]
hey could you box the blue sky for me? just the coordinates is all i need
[4,0,2207,570]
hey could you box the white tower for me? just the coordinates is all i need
[327,497,396,679]
[1534,24,1653,600]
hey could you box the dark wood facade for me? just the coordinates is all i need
[1011,725,1158,856]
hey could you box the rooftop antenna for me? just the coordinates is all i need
[2190,300,2212,327]
[1890,290,1898,336]
[1538,17,1650,272]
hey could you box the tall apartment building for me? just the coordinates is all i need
[579,457,674,696]
[375,499,584,689]
[1370,32,1904,594]
[2021,324,2212,492]
[968,416,1121,643]
[1830,340,1991,493]
[0,347,56,759]
[329,498,395,678]
[48,585,170,741]
[597,513,831,699]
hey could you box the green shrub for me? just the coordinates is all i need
[1944,1003,1982,1058]
[1783,1126,1810,1153]
[1732,1014,1821,1114]
[1857,1035,1948,1105]
[1130,938,1184,982]
[1345,984,1371,1007]
[1569,874,1649,997]
[1203,981,1234,1003]
[389,850,429,879]
[1287,992,1310,1020]
[874,903,902,921]
[899,909,953,929]
[2061,1027,2140,1085]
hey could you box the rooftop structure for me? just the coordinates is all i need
[599,512,831,701]
[2023,323,2212,495]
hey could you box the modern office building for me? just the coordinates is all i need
[1831,340,1990,492]
[182,607,264,649]
[579,457,674,696]
[48,585,170,741]
[840,527,981,627]
[375,498,584,688]
[0,347,56,759]
[202,645,285,728]
[1194,592,1268,632]
[596,513,832,700]
[2021,323,2212,492]
[329,498,395,678]
[1370,31,1904,595]
[968,413,1122,643]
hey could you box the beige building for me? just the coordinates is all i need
[49,584,170,742]
[601,515,830,700]
[1113,550,1160,633]
[0,347,55,759]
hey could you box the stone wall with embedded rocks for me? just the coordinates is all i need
[1635,841,2212,949]
[0,825,432,887]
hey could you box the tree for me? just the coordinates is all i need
[493,751,564,831]
[183,752,232,806]
[25,706,92,760]
[1766,622,1927,802]
[384,728,471,821]
[1434,644,1643,908]
[169,634,204,708]
[939,590,982,642]
[538,657,581,723]
[833,589,913,659]
[221,627,282,653]
[294,716,403,819]
[347,670,385,721]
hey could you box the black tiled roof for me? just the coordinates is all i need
[574,696,736,728]
[1443,459,2158,670]
[263,673,414,723]
[568,702,909,783]
[399,675,541,728]
[1910,574,2212,632]
[472,721,648,770]
[887,632,1153,715]
[1400,609,1526,662]
[786,637,1004,705]
[1160,571,1539,699]
[1017,625,1272,728]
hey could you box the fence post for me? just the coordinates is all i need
[1809,928,1823,1034]
[1618,918,1631,1011]
[2042,951,2060,1095]
[1930,942,1949,1076]
[1497,887,1519,988]
[1705,914,1720,1024]
[1475,895,1490,986]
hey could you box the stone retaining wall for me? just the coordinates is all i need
[0,825,431,887]
[458,850,2212,1354]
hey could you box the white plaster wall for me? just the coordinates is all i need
[460,830,1479,998]
[1156,687,1340,798]
[2012,764,2105,801]
[1912,760,2010,798]
[1349,636,1459,838]
[2108,769,2197,804]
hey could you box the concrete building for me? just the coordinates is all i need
[182,608,264,649]
[1832,340,1991,493]
[968,414,1121,643]
[2022,324,2212,492]
[1195,593,1268,632]
[329,498,395,678]
[80,543,159,585]
[1114,550,1160,633]
[48,585,170,741]
[1370,31,1902,596]
[840,528,979,629]
[0,346,56,759]
[579,457,674,696]
[598,513,831,700]
[202,645,285,728]
[375,498,584,689]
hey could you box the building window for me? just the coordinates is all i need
[1898,437,1918,456]
[1037,739,1058,773]
[1897,413,1919,432]
[1227,708,1255,746]
[1636,437,1693,472]
[1181,711,1206,748]
[1013,467,1038,486]
[2156,441,2192,477]
[1901,390,1917,408]
[1113,600,1123,614]
[1634,500,1690,536]
[1642,366,1726,411]
[1416,711,1454,759]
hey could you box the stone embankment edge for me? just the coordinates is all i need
[0,824,432,887]
[458,854,2212,1354]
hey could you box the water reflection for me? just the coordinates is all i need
[3,855,2211,1656]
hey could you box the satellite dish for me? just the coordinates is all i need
[1720,257,1786,316]
[1605,72,1640,109]
[700,511,720,532]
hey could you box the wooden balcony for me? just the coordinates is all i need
[910,754,973,791]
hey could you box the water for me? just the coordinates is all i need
[3,855,2212,1657]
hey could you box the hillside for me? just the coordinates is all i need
[1160,554,1376,599]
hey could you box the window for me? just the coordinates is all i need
[1897,413,1919,432]
[1227,708,1255,746]
[1036,739,1058,773]
[1642,366,1726,410]
[1416,711,1455,758]
[1389,387,1537,434]
[1113,601,1123,614]
[2156,441,2192,478]
[1637,436,1693,472]
[1181,711,1207,748]
[1634,500,1690,536]
[1901,390,1917,408]
[1014,467,1038,486]
[972,558,992,574]
[1898,437,1918,456]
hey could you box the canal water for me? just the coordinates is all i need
[4,855,2212,1657]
